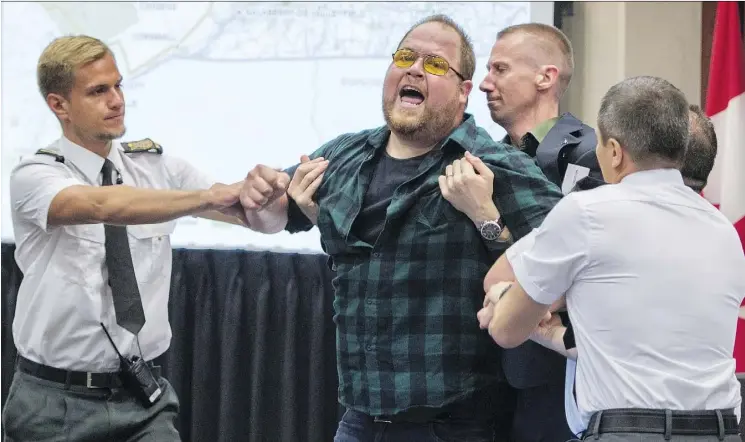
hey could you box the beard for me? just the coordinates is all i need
[382,93,460,143]
[95,125,127,141]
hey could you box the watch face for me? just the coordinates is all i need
[480,221,502,241]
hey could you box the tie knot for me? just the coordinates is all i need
[101,159,117,185]
[101,159,115,174]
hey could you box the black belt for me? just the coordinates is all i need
[17,356,160,389]
[584,408,740,439]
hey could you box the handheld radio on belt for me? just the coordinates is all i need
[100,323,163,407]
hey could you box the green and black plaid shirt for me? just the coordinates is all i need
[286,114,562,415]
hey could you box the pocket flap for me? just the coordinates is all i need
[63,224,105,243]
[127,221,176,240]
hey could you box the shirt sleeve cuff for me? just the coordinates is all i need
[483,237,512,260]
[506,242,559,306]
[284,197,313,233]
[36,179,80,232]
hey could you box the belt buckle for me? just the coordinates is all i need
[86,372,106,389]
[374,416,393,424]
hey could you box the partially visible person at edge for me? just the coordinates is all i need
[681,104,718,194]
[236,15,564,442]
[438,22,603,442]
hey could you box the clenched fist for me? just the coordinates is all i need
[240,164,291,211]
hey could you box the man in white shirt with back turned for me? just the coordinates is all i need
[478,75,744,441]
[2,35,253,441]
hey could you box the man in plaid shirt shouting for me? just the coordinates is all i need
[239,15,563,442]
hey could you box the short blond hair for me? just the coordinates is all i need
[37,35,112,99]
[497,23,574,99]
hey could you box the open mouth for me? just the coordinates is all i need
[399,85,425,106]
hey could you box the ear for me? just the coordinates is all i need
[609,137,624,169]
[459,79,473,105]
[536,65,559,92]
[46,93,70,122]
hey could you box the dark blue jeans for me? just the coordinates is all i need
[333,409,509,442]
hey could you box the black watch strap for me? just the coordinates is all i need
[558,311,576,350]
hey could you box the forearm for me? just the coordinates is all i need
[243,194,289,233]
[49,185,213,226]
[484,253,514,292]
[530,326,578,360]
[487,286,545,348]
[95,186,213,224]
[196,208,249,227]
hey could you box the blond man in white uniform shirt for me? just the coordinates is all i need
[477,76,744,441]
[2,35,255,441]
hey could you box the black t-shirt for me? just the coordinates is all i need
[352,150,427,246]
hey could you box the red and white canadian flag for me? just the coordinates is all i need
[702,1,745,373]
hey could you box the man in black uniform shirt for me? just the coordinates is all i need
[441,23,602,442]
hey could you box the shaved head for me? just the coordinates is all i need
[497,23,574,98]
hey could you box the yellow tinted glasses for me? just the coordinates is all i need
[392,48,465,81]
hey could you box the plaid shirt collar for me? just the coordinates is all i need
[366,113,481,154]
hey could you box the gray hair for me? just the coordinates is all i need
[681,104,718,192]
[597,76,689,168]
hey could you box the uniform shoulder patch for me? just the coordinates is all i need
[121,138,163,154]
[35,148,65,163]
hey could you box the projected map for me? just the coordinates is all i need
[1,1,534,252]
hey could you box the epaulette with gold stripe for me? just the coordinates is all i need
[121,138,163,154]
[35,148,65,163]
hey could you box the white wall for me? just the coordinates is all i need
[561,2,703,126]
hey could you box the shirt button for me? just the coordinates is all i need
[372,252,381,258]
[366,299,374,305]
[365,344,373,351]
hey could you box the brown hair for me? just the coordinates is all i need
[398,14,476,81]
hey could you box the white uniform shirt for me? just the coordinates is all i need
[499,229,584,436]
[9,136,213,371]
[506,168,745,427]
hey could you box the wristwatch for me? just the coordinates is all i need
[477,218,505,241]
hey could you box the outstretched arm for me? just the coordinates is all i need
[47,182,243,227]
[9,161,243,229]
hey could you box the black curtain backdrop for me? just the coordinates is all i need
[2,243,744,441]
[1,243,342,442]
